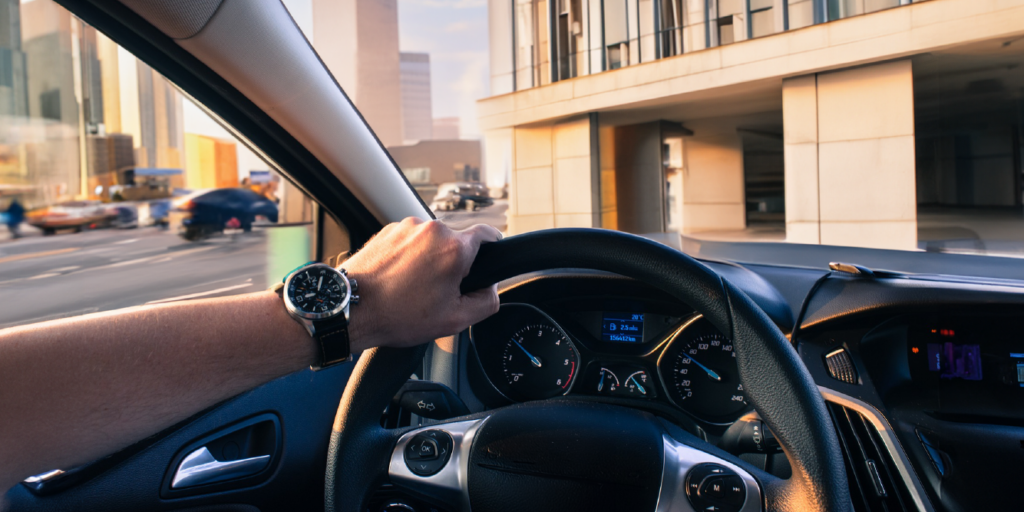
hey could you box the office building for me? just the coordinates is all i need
[480,0,1024,250]
[433,117,460,140]
[185,133,239,190]
[400,52,433,144]
[312,0,404,147]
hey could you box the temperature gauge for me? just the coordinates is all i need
[590,366,655,398]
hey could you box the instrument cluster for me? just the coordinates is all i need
[469,303,751,424]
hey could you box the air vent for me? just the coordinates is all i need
[827,402,915,512]
[825,348,858,384]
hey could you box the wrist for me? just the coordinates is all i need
[341,270,374,353]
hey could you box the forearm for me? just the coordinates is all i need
[0,290,315,490]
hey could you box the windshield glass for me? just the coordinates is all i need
[285,0,1024,274]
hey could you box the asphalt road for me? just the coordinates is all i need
[0,200,507,330]
[0,227,273,329]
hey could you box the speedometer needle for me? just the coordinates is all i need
[687,356,722,381]
[513,339,542,368]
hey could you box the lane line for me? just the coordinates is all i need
[27,273,60,280]
[114,238,139,245]
[49,266,81,272]
[146,283,254,304]
[0,247,80,264]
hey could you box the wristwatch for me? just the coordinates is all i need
[275,262,359,370]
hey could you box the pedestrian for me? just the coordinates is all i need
[5,198,24,239]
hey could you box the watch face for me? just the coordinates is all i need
[285,265,349,318]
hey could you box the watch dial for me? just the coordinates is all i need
[287,267,348,315]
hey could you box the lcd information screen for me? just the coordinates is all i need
[601,312,644,343]
[927,342,983,381]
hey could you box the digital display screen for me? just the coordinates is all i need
[601,312,644,343]
[927,342,983,381]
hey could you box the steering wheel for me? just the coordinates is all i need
[324,229,849,512]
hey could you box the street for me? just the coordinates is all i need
[0,227,277,329]
[0,201,508,330]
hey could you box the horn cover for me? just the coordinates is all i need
[468,401,665,512]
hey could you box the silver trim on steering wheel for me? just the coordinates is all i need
[388,418,488,511]
[656,435,762,512]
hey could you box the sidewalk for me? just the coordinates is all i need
[0,224,43,243]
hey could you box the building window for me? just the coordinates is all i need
[658,0,685,57]
[554,0,583,81]
[717,15,734,45]
[749,0,774,38]
[402,167,431,184]
[608,42,629,69]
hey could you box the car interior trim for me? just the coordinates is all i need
[388,418,488,511]
[656,434,762,512]
[819,386,934,512]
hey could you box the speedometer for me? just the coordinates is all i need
[502,324,579,400]
[659,319,749,420]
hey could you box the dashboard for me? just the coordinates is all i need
[469,303,750,425]
[457,266,1024,512]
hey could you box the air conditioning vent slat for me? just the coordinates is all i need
[827,402,916,512]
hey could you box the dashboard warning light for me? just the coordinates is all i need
[911,347,920,354]
[940,329,955,337]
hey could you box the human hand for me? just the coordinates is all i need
[341,217,501,351]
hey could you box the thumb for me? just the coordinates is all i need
[458,284,500,328]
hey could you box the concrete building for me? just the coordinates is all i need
[480,0,1024,251]
[387,139,482,202]
[433,116,460,140]
[312,0,404,147]
[185,133,239,190]
[400,52,433,144]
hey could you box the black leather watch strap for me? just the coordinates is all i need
[312,316,352,370]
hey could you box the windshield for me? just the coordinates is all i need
[291,0,1024,274]
[2,0,1024,282]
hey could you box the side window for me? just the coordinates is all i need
[0,1,333,329]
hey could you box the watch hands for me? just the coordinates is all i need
[687,356,722,381]
[317,276,323,291]
[513,338,542,367]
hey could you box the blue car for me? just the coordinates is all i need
[175,188,278,241]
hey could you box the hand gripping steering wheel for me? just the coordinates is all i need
[324,229,850,512]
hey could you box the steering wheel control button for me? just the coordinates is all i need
[685,463,745,512]
[403,430,453,476]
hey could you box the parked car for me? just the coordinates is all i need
[110,205,139,229]
[26,201,117,235]
[173,188,278,241]
[430,182,492,211]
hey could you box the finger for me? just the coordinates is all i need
[458,284,500,327]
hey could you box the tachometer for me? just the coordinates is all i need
[501,324,580,400]
[659,320,749,420]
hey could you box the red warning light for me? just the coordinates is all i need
[911,347,920,354]
[939,329,955,337]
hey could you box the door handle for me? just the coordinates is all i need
[171,446,270,489]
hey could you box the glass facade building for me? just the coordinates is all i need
[490,0,909,94]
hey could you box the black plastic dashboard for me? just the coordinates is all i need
[461,262,1024,512]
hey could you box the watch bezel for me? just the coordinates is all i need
[283,263,351,320]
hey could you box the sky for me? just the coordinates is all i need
[280,0,490,138]
[185,0,490,176]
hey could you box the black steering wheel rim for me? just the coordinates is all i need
[325,228,848,512]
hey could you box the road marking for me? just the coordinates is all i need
[88,246,215,271]
[146,283,254,304]
[0,247,80,264]
[114,238,139,245]
[49,266,81,272]
[27,273,59,280]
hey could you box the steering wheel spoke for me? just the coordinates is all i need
[658,435,762,512]
[388,418,487,511]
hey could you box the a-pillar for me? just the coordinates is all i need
[783,60,917,250]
